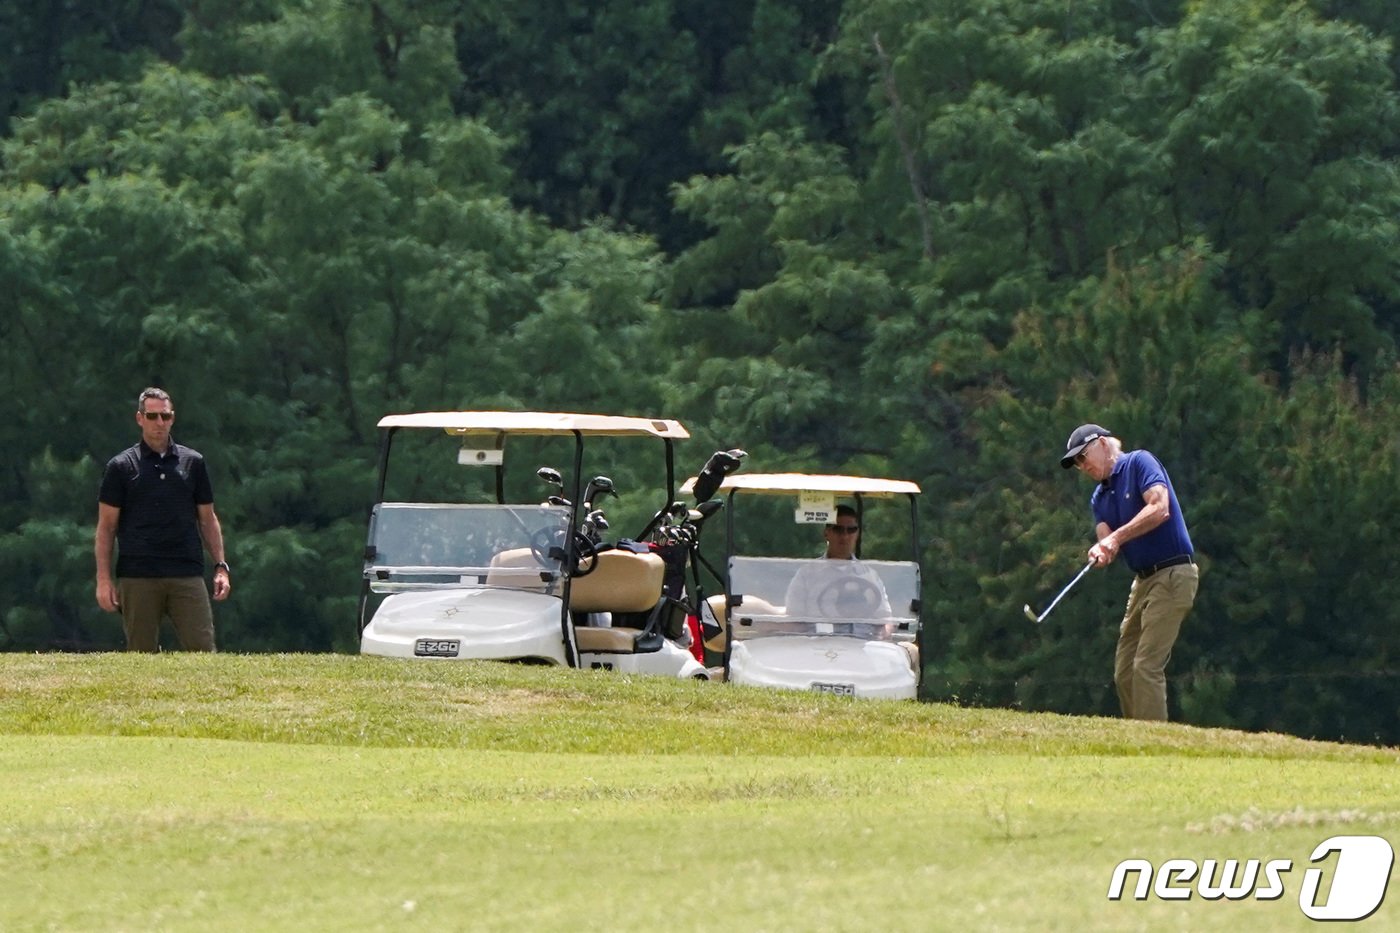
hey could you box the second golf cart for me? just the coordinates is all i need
[689,473,924,699]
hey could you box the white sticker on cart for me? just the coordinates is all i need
[796,491,835,524]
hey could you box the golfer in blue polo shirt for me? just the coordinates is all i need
[1061,424,1199,721]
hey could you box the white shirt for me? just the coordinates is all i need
[783,557,893,619]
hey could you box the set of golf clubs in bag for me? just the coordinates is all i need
[533,449,748,646]
[533,448,747,572]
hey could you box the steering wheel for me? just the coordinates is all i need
[815,575,885,618]
[528,527,600,577]
[569,533,601,577]
[529,527,566,568]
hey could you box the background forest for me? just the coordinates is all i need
[3,0,1399,744]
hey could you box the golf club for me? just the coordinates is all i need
[538,467,571,508]
[582,474,615,510]
[1023,560,1094,624]
[691,448,748,502]
[537,466,563,489]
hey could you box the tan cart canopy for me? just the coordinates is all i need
[377,411,689,439]
[681,472,920,497]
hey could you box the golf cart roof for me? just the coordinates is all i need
[377,411,690,439]
[681,472,921,497]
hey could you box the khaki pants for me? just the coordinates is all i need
[117,577,217,653]
[1114,563,1198,721]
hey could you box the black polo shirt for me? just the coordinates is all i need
[98,439,214,578]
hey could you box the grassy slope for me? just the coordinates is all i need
[0,654,1396,932]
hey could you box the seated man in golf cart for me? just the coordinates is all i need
[782,505,893,620]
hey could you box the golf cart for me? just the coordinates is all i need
[357,411,708,679]
[687,473,923,700]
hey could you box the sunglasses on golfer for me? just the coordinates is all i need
[140,411,174,422]
[825,524,860,535]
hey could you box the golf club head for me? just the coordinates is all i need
[1023,603,1040,623]
[582,475,615,509]
[537,466,563,488]
[692,449,746,502]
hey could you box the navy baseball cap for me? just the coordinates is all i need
[1060,424,1113,469]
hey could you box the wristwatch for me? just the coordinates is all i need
[215,561,231,575]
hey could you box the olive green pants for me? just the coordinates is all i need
[117,576,217,653]
[1114,563,1198,721]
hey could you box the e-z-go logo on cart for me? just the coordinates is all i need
[1109,835,1395,922]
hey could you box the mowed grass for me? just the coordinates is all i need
[0,654,1397,932]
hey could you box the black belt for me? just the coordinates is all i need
[1136,554,1194,579]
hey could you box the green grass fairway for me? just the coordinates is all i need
[0,654,1395,932]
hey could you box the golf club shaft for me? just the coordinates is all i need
[1037,560,1094,623]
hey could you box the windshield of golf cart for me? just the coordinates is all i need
[365,503,570,594]
[723,488,920,638]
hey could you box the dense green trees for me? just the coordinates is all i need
[0,7,672,653]
[2,0,1399,743]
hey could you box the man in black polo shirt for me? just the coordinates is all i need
[95,387,230,651]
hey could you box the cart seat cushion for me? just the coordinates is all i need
[485,547,551,590]
[703,594,729,652]
[569,550,664,613]
[574,626,644,654]
[899,640,920,672]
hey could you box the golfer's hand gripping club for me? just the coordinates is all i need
[1023,560,1095,624]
